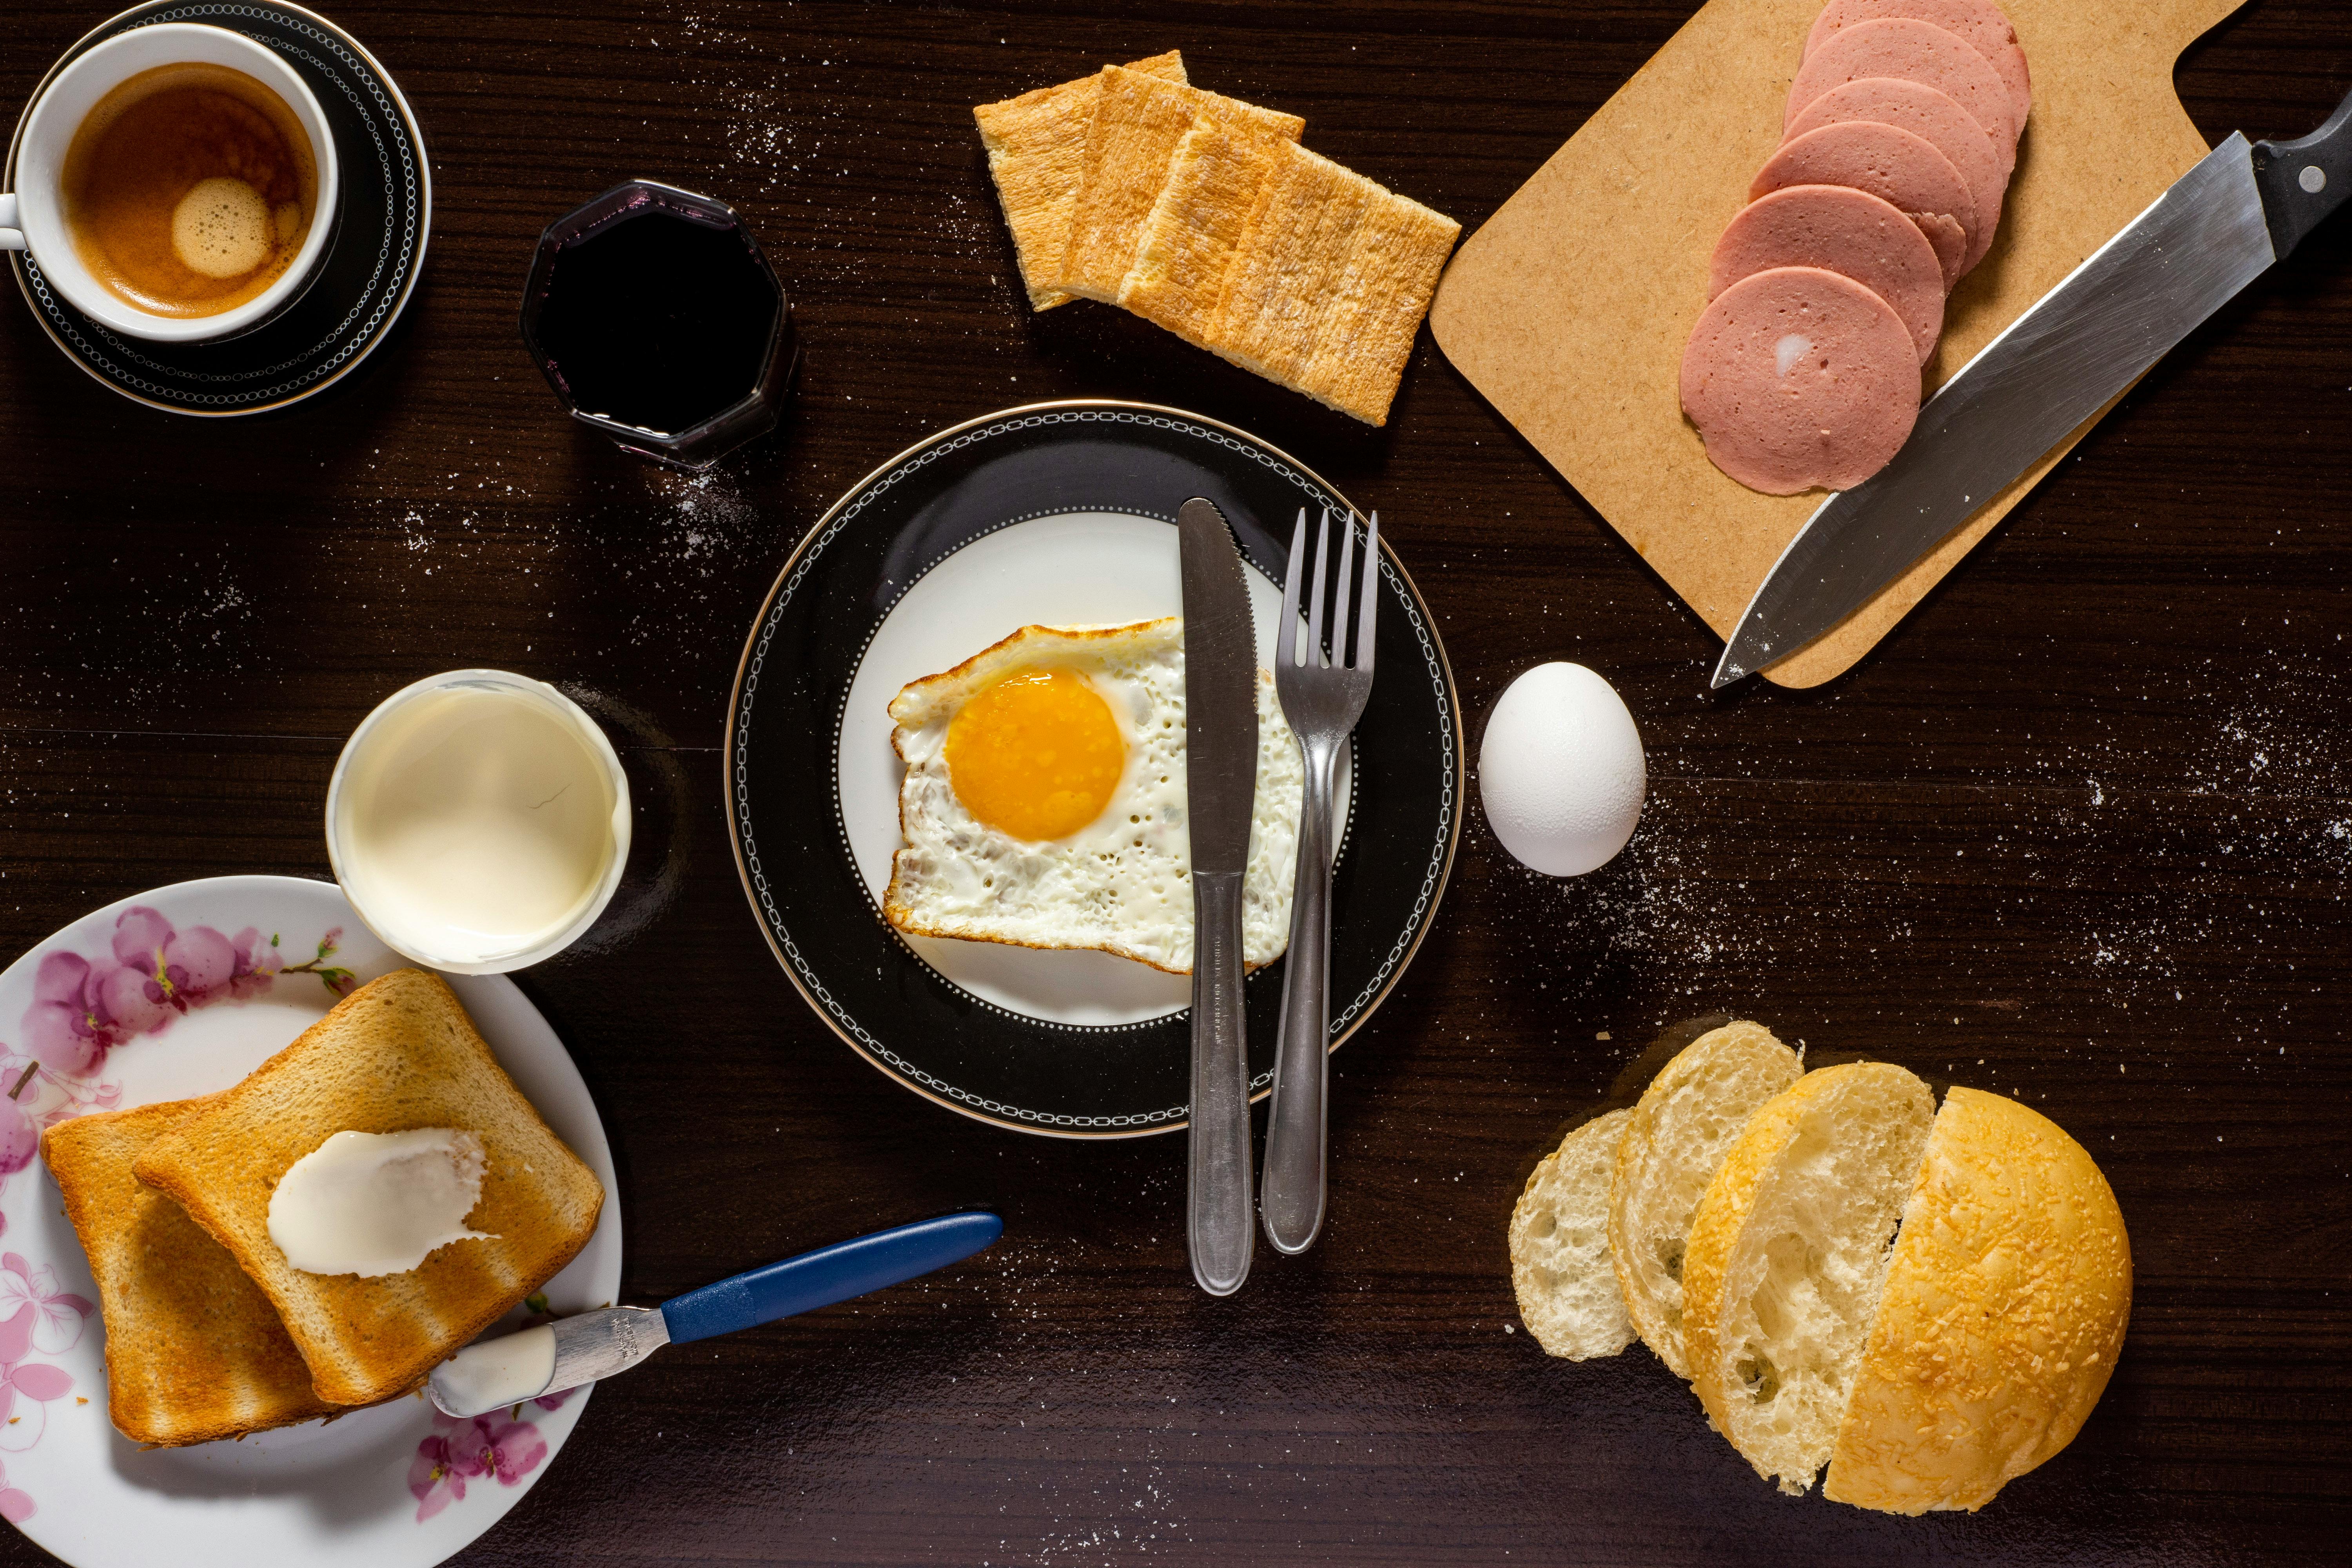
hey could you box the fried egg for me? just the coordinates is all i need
[882,617,1303,973]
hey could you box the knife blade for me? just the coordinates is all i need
[1713,85,2352,690]
[1178,495,1259,1297]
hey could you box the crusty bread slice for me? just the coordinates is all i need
[1118,115,1291,346]
[1290,182,1460,426]
[132,969,604,1407]
[973,51,1187,311]
[1204,143,1373,396]
[1509,1108,1636,1360]
[1824,1087,2132,1513]
[1055,65,1303,303]
[42,1096,342,1446]
[1607,1020,1802,1377]
[1682,1062,1936,1495]
[1202,141,1461,426]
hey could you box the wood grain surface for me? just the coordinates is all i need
[0,2,2347,1563]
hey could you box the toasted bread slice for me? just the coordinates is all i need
[1825,1088,2132,1514]
[974,51,1187,311]
[1681,1062,1936,1496]
[1292,181,1460,426]
[1200,142,1460,426]
[1055,65,1303,304]
[43,1096,341,1446]
[1118,115,1291,344]
[1508,1108,1636,1361]
[1608,1020,1802,1377]
[1205,143,1373,393]
[133,969,604,1407]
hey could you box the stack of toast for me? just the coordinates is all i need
[41,968,604,1445]
[975,52,1461,427]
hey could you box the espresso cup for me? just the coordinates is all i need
[0,23,339,344]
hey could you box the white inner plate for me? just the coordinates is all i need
[836,510,1349,1027]
[0,875,621,1568]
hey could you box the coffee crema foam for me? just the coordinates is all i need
[62,61,317,318]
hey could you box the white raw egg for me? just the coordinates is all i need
[1478,662,1644,877]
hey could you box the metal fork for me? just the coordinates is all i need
[1260,506,1377,1255]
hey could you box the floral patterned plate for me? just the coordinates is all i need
[0,876,621,1568]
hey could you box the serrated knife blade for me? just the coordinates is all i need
[1712,105,2352,689]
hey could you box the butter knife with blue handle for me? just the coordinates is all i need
[428,1210,1002,1418]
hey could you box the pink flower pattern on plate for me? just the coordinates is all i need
[0,1255,89,1464]
[0,911,353,1524]
[18,909,353,1078]
[0,1458,32,1526]
[409,1405,554,1523]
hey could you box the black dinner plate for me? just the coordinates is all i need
[4,1,429,416]
[726,401,1464,1138]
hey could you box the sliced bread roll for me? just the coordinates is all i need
[1681,1062,1937,1495]
[1608,1021,1803,1376]
[1509,1109,1635,1360]
[1824,1088,2132,1513]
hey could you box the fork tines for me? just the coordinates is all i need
[1279,507,1380,671]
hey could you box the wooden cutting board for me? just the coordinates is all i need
[1429,0,2248,687]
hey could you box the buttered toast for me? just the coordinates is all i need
[132,969,603,1407]
[43,1096,342,1446]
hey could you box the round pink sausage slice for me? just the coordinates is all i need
[1788,17,2017,152]
[1681,266,1921,495]
[1752,120,1978,289]
[1805,0,2031,131]
[1709,186,1945,363]
[1785,78,2008,273]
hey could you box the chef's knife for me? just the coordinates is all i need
[1178,495,1260,1297]
[1712,89,2352,689]
[426,1211,1002,1419]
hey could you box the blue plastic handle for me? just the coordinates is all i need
[659,1210,1003,1346]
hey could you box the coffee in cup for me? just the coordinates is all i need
[0,23,339,345]
[62,62,317,319]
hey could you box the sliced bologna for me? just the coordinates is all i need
[1680,266,1921,494]
[1752,121,1976,288]
[1804,0,2031,131]
[1785,78,2008,273]
[1709,186,1945,364]
[1788,17,2018,153]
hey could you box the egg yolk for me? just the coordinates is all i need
[944,668,1126,841]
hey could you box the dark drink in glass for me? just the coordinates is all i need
[521,181,796,468]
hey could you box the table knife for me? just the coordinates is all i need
[427,1210,1002,1419]
[1712,87,2352,689]
[1177,495,1261,1297]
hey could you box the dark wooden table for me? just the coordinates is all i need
[3,2,2348,1563]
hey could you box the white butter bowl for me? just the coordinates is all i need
[326,670,632,974]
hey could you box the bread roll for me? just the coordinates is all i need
[1681,1062,1937,1494]
[1824,1087,2132,1512]
[1510,1109,1636,1360]
[1608,1020,1803,1376]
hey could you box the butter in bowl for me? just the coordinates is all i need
[326,670,632,973]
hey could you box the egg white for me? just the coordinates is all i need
[883,617,1303,973]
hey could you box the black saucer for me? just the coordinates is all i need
[4,2,430,415]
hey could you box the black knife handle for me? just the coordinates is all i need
[2254,83,2352,259]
